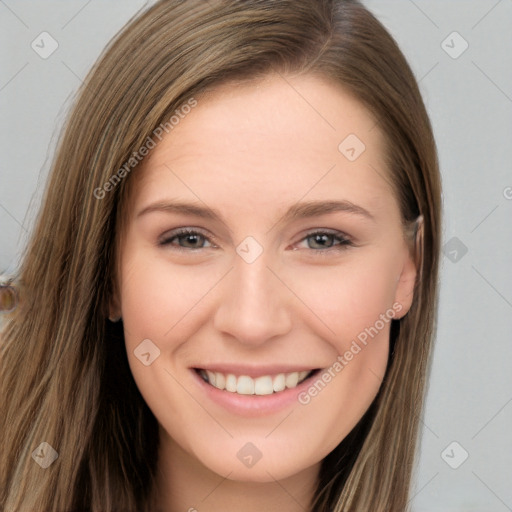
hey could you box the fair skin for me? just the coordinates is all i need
[112,73,418,511]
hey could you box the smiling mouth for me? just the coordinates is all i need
[195,368,319,396]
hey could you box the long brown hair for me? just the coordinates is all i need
[0,1,442,510]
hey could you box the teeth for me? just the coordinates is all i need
[226,373,237,392]
[237,376,254,395]
[199,369,312,396]
[273,373,286,392]
[254,376,273,395]
[298,370,309,381]
[285,372,299,388]
[215,372,225,389]
[206,370,216,387]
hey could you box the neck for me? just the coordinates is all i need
[150,429,321,512]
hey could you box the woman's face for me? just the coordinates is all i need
[114,73,418,483]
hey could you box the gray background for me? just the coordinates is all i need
[1,1,511,510]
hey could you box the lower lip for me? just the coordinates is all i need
[191,369,320,417]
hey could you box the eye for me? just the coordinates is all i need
[158,228,216,250]
[158,228,353,254]
[295,230,353,253]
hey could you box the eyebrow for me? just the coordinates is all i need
[136,199,376,225]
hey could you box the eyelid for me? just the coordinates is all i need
[297,227,352,242]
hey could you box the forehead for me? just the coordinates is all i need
[126,73,397,225]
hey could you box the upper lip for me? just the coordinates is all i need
[192,364,319,378]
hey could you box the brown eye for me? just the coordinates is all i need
[159,228,215,250]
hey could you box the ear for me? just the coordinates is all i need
[393,215,423,319]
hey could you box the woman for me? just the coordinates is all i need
[0,0,442,510]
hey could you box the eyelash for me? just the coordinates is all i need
[158,227,354,255]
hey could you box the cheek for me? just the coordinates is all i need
[118,246,227,408]
[290,250,401,348]
[118,246,222,344]
[117,248,213,444]
[289,253,398,425]
[275,253,398,429]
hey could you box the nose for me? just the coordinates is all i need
[212,252,293,347]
